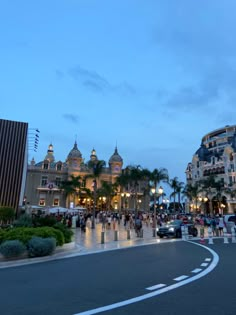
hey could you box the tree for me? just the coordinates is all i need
[97,181,118,210]
[183,182,201,212]
[87,159,106,228]
[145,167,169,236]
[60,175,83,207]
[169,177,185,212]
[200,174,225,214]
[0,206,15,224]
[125,165,144,214]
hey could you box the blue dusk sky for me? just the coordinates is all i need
[1,0,236,187]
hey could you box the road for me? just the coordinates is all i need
[0,239,235,315]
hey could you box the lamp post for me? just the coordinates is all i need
[91,179,97,229]
[198,196,208,215]
[151,186,164,237]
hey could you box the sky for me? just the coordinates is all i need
[1,0,236,190]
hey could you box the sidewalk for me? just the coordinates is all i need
[0,221,174,268]
[0,221,225,268]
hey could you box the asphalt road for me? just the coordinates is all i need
[0,240,235,315]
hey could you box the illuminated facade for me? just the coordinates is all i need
[186,125,236,213]
[24,142,124,210]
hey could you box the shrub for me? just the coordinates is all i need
[27,237,56,257]
[0,207,15,224]
[0,227,64,246]
[53,222,74,243]
[0,240,26,258]
[13,214,33,227]
[33,216,57,227]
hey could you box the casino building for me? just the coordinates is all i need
[24,142,124,211]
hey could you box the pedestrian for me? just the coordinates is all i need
[218,215,225,236]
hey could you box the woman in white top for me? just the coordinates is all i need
[218,216,225,236]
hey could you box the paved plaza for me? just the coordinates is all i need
[0,218,230,268]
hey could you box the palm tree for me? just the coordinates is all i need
[183,182,201,212]
[125,165,144,214]
[169,177,185,212]
[86,159,106,228]
[200,174,225,214]
[97,181,118,211]
[145,167,169,236]
[60,175,83,208]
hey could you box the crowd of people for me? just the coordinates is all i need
[50,210,232,239]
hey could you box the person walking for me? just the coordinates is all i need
[218,215,225,236]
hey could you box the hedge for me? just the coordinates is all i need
[0,227,64,246]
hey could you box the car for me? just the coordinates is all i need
[156,219,198,238]
[223,214,236,233]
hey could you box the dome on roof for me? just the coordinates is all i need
[67,142,82,159]
[195,143,211,162]
[109,147,123,164]
[44,143,55,163]
[90,148,97,161]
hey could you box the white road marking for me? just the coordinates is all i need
[205,258,211,262]
[73,242,219,315]
[173,275,189,281]
[191,268,202,273]
[146,284,166,291]
[201,263,208,267]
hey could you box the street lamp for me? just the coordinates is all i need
[121,192,130,210]
[198,196,208,214]
[151,186,164,237]
[91,179,97,229]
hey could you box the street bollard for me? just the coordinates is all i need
[140,229,143,238]
[185,225,189,241]
[208,227,214,244]
[200,226,205,244]
[223,227,229,244]
[101,231,105,244]
[114,230,118,241]
[127,229,131,240]
[231,227,236,243]
[181,225,185,240]
[153,228,156,237]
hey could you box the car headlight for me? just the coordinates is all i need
[168,227,175,232]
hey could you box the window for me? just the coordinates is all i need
[39,198,45,206]
[55,177,61,187]
[43,163,49,169]
[53,198,59,206]
[56,163,62,171]
[41,176,48,186]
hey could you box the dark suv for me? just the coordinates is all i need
[156,219,198,238]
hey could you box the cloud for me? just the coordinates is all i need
[68,65,109,93]
[55,69,65,79]
[67,65,136,96]
[63,113,79,124]
[158,63,236,114]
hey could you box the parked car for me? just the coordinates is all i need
[223,214,236,233]
[156,219,198,238]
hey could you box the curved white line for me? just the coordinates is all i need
[73,241,219,315]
